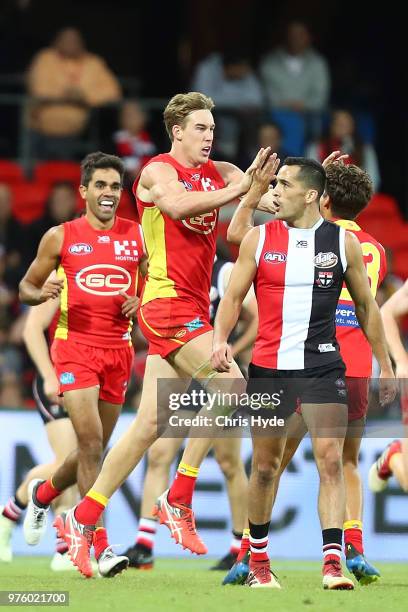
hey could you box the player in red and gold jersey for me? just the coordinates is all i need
[19,152,145,577]
[55,92,275,576]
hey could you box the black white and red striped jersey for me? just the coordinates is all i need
[252,217,347,370]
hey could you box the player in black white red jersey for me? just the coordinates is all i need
[0,293,78,570]
[211,156,396,589]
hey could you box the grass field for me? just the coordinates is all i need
[0,558,407,612]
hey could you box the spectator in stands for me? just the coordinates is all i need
[306,109,381,191]
[0,245,24,408]
[192,48,264,159]
[0,183,26,290]
[259,20,330,139]
[26,27,122,159]
[113,100,156,185]
[240,121,288,169]
[27,182,78,256]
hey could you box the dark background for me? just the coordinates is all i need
[0,0,405,212]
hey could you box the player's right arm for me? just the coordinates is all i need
[23,292,60,403]
[381,279,408,379]
[19,226,64,305]
[136,149,270,220]
[212,228,259,372]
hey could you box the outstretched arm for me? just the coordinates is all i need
[344,232,396,405]
[212,228,259,371]
[136,149,270,221]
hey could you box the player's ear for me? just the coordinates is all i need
[173,124,183,141]
[78,185,87,200]
[320,192,330,210]
[305,189,318,204]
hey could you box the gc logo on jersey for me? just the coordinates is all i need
[264,251,287,264]
[76,264,131,296]
[69,243,93,255]
[182,211,217,235]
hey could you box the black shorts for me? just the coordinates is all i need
[33,375,68,425]
[247,361,347,419]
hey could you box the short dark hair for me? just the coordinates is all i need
[283,157,326,197]
[325,163,373,219]
[80,152,125,187]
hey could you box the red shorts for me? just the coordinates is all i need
[51,339,134,404]
[138,297,213,358]
[346,377,369,422]
[295,376,368,423]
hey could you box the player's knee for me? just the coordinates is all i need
[215,453,241,480]
[315,446,343,481]
[77,435,103,461]
[342,449,358,470]
[147,447,173,473]
[253,455,281,486]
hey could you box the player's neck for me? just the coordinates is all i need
[85,211,116,231]
[286,210,322,229]
[168,144,202,169]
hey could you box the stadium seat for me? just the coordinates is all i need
[10,182,50,223]
[358,193,402,222]
[271,110,305,156]
[118,190,138,221]
[391,245,408,281]
[34,161,81,185]
[0,160,24,184]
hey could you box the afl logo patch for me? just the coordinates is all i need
[264,251,287,264]
[182,211,217,235]
[175,329,187,339]
[314,251,338,268]
[69,243,93,255]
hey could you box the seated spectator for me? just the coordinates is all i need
[306,109,381,191]
[113,100,156,184]
[242,121,289,168]
[192,48,264,160]
[27,182,78,256]
[0,183,26,290]
[27,27,122,159]
[0,246,23,408]
[259,21,330,139]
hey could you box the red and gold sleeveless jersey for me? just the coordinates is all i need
[134,153,225,316]
[334,219,387,377]
[55,215,145,348]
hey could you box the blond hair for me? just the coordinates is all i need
[163,92,215,140]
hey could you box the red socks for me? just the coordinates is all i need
[167,463,199,506]
[36,479,61,506]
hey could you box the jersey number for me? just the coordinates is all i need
[340,241,381,302]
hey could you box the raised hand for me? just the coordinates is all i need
[322,150,349,169]
[239,147,271,194]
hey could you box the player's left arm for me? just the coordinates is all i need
[226,153,280,245]
[344,231,396,404]
[212,228,259,371]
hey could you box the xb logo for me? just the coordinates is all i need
[76,264,131,296]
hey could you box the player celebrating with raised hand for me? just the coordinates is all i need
[19,152,144,578]
[369,279,408,493]
[52,92,271,577]
[224,158,387,586]
[211,156,395,589]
